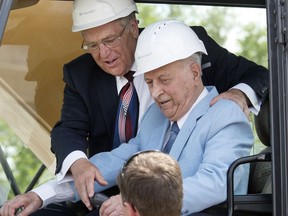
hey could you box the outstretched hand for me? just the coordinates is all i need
[0,191,42,216]
[70,158,108,211]
[210,89,250,119]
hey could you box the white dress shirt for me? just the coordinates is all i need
[56,63,153,183]
[232,83,261,114]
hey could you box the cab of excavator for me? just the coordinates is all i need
[0,0,287,215]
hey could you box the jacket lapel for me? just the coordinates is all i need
[145,119,170,150]
[92,71,118,139]
[170,87,218,160]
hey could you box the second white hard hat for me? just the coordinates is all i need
[72,0,138,32]
[134,19,207,76]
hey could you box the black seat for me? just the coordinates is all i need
[248,98,271,194]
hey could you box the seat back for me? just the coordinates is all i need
[255,98,270,146]
[248,98,271,194]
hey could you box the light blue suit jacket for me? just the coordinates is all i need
[76,86,253,215]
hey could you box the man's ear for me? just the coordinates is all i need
[190,63,201,80]
[129,18,139,38]
[123,202,140,216]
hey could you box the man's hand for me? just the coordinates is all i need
[99,194,123,216]
[210,89,250,119]
[70,158,108,211]
[0,191,42,216]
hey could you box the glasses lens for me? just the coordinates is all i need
[102,37,119,48]
[81,23,128,53]
[89,43,100,52]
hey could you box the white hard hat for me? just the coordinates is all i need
[134,19,207,76]
[72,0,138,32]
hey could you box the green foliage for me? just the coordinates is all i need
[137,5,267,69]
[236,23,268,68]
[137,4,163,26]
[0,119,53,201]
[137,5,234,46]
[193,7,232,46]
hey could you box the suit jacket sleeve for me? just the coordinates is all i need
[192,26,269,103]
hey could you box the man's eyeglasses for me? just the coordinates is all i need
[120,150,160,178]
[81,22,129,53]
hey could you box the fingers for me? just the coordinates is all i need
[72,161,94,210]
[1,197,25,216]
[244,107,251,121]
[0,192,42,216]
[210,89,251,119]
[209,94,220,107]
[99,195,123,216]
[70,159,108,210]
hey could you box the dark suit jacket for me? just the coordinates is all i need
[51,26,269,173]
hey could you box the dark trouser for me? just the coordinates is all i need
[30,186,118,216]
[30,201,100,216]
[30,201,99,216]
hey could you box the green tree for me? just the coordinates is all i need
[137,5,233,46]
[236,23,268,68]
[194,7,232,46]
[137,4,163,27]
[0,120,52,200]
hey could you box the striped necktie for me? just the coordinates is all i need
[113,71,139,148]
[163,122,179,153]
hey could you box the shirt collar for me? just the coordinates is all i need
[175,87,209,129]
[116,62,136,81]
[115,62,137,93]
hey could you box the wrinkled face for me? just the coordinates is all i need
[82,18,139,76]
[144,60,203,122]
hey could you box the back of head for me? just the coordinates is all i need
[118,151,183,216]
[72,0,138,32]
[134,19,207,76]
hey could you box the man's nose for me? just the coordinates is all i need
[99,44,111,57]
[151,84,164,99]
